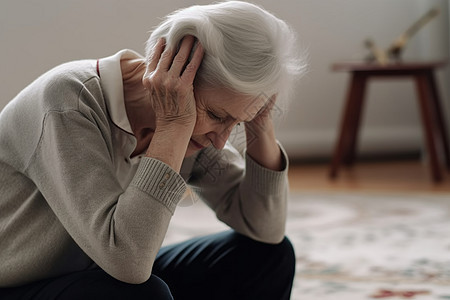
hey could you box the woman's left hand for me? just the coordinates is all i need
[244,94,277,132]
[244,95,285,171]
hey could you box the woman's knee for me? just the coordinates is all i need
[275,236,296,270]
[245,233,295,261]
[56,271,173,300]
[128,275,174,300]
[233,234,296,299]
[256,235,296,278]
[228,232,296,276]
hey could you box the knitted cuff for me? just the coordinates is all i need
[244,143,289,196]
[131,157,187,214]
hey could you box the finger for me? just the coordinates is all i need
[252,94,277,120]
[157,46,176,72]
[169,35,196,76]
[147,38,166,72]
[264,94,277,111]
[258,94,276,113]
[180,41,204,83]
[157,36,195,72]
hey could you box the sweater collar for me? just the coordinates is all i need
[98,49,144,135]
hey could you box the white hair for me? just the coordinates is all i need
[145,1,306,108]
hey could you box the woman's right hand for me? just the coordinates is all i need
[143,36,204,131]
[143,36,204,172]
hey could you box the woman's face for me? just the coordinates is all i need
[185,87,267,157]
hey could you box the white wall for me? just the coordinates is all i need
[273,0,449,159]
[1,0,448,159]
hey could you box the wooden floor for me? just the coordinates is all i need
[288,159,450,194]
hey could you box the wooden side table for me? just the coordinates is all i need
[329,61,450,182]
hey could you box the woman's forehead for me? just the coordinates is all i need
[210,90,267,122]
[237,96,266,121]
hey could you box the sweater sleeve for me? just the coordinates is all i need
[26,109,186,284]
[189,142,289,244]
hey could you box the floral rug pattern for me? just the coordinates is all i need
[164,192,450,299]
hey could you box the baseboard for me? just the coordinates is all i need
[276,126,423,160]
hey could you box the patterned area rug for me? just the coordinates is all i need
[164,192,450,299]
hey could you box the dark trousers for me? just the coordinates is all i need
[0,231,295,300]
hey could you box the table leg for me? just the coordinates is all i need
[426,70,450,171]
[329,73,366,178]
[344,74,367,165]
[415,73,442,182]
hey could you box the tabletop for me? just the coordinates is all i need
[332,60,448,73]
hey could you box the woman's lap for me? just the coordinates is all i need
[153,231,295,300]
[0,231,295,300]
[0,270,172,300]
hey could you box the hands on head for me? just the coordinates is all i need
[142,35,204,132]
[142,34,281,171]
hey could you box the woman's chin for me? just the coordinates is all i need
[185,145,201,157]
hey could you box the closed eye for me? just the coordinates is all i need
[207,110,226,123]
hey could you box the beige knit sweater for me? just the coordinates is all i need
[0,50,289,287]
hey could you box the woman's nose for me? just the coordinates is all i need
[208,126,233,150]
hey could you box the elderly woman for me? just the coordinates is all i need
[0,1,304,299]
